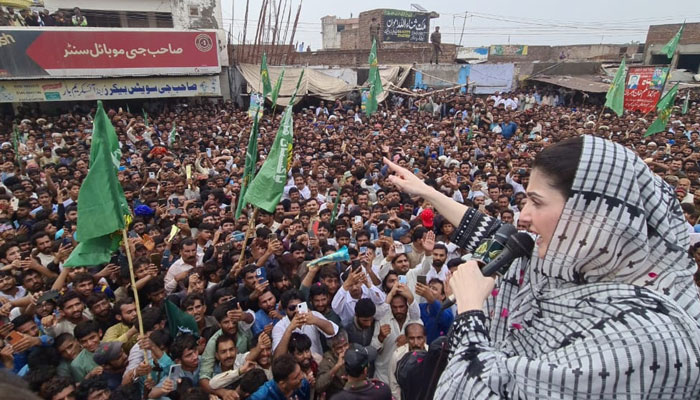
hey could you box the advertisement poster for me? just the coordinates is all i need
[0,28,220,79]
[623,66,668,113]
[382,10,429,43]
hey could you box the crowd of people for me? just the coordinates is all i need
[0,85,697,400]
[0,6,87,27]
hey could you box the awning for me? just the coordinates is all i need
[527,75,610,93]
[0,0,34,8]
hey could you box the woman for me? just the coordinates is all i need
[385,135,700,398]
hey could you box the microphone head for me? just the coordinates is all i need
[504,232,535,258]
[491,224,518,247]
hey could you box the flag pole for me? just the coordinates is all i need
[235,208,259,274]
[121,228,149,362]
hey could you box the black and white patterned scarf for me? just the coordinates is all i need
[437,136,700,399]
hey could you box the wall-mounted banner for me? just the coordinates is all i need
[0,76,221,103]
[623,66,668,113]
[0,28,220,79]
[382,10,429,43]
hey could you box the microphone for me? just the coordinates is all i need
[441,232,534,311]
[472,224,518,266]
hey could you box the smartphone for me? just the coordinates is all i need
[255,267,267,282]
[206,148,212,158]
[158,199,167,206]
[169,208,183,216]
[404,245,413,254]
[172,198,180,208]
[359,246,367,254]
[7,331,24,346]
[296,302,309,314]
[417,275,427,285]
[149,172,156,179]
[149,253,162,266]
[354,215,362,224]
[398,275,407,285]
[62,237,72,246]
[168,364,182,380]
[384,228,392,237]
[232,232,246,242]
[394,243,405,254]
[413,168,420,174]
[268,233,277,241]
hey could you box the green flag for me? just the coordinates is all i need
[605,57,626,116]
[234,115,260,219]
[142,109,149,128]
[244,71,303,213]
[682,90,689,115]
[270,69,285,112]
[661,23,684,59]
[644,83,680,138]
[365,39,383,117]
[12,126,20,164]
[329,190,341,225]
[169,124,178,146]
[165,300,199,338]
[261,52,272,101]
[65,101,130,267]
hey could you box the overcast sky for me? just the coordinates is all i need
[221,0,698,51]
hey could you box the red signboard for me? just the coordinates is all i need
[623,66,669,113]
[0,28,220,79]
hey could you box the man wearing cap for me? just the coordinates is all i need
[93,341,148,390]
[332,343,391,399]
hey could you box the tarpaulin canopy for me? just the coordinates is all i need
[237,64,411,106]
[527,75,610,93]
[0,0,34,8]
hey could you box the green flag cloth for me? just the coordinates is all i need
[645,83,680,138]
[243,71,304,213]
[165,300,199,338]
[329,190,341,225]
[605,57,626,116]
[169,125,178,146]
[243,105,294,213]
[261,52,272,100]
[142,109,149,127]
[682,91,689,115]
[365,38,383,117]
[270,69,285,111]
[661,23,684,59]
[65,101,130,267]
[234,115,260,219]
[12,126,20,163]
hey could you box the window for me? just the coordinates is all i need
[650,54,671,65]
[337,24,345,32]
[189,6,200,17]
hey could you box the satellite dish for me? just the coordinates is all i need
[410,3,427,12]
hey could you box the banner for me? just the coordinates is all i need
[248,92,264,119]
[456,47,489,61]
[490,45,528,56]
[623,66,668,113]
[0,28,220,79]
[382,10,429,43]
[0,76,221,103]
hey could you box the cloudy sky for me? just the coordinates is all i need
[221,0,698,50]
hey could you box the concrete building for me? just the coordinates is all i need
[321,15,359,50]
[644,22,700,74]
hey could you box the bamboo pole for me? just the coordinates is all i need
[242,0,250,62]
[235,208,259,271]
[122,229,148,362]
[286,0,302,64]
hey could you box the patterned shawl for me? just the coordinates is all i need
[437,135,700,399]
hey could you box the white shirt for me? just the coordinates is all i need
[331,285,386,326]
[370,301,422,385]
[164,255,203,294]
[272,311,338,356]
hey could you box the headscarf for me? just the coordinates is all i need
[438,136,700,399]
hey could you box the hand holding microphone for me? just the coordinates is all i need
[443,231,535,312]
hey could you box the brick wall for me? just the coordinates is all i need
[295,43,456,66]
[645,23,700,46]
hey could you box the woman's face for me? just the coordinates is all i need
[518,168,567,259]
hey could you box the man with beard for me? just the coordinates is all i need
[247,353,310,400]
[273,290,338,358]
[389,323,426,399]
[316,330,350,398]
[43,290,89,337]
[425,243,448,282]
[252,289,282,336]
[30,232,54,267]
[289,332,317,394]
[86,292,116,332]
[345,298,377,347]
[200,302,255,398]
[164,238,202,294]
[308,283,341,326]
[103,298,139,352]
[331,267,385,327]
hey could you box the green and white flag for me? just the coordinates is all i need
[261,52,272,100]
[65,101,130,267]
[234,115,260,219]
[645,83,680,138]
[661,22,684,59]
[365,38,383,117]
[270,69,285,113]
[243,71,304,213]
[605,57,626,116]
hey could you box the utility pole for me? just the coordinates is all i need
[458,11,467,47]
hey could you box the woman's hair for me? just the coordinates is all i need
[532,136,584,198]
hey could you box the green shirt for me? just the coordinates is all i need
[70,349,97,381]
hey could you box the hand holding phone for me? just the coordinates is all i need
[296,302,309,314]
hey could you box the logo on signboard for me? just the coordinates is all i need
[194,34,213,52]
